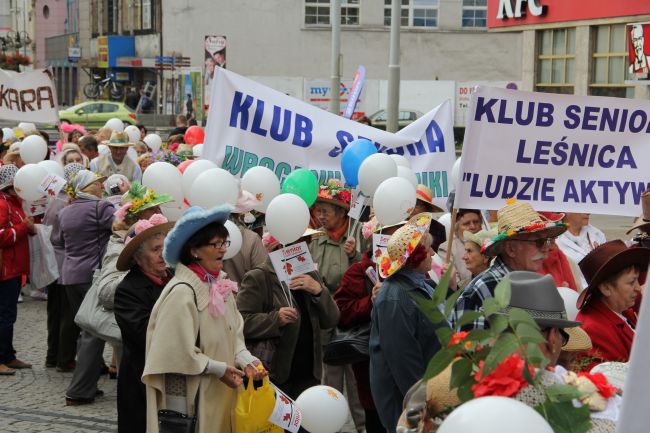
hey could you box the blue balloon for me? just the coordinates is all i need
[340,139,376,187]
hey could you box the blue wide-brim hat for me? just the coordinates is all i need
[163,204,233,266]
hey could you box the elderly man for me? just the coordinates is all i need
[451,200,567,330]
[438,208,483,281]
[309,179,365,432]
[90,131,142,182]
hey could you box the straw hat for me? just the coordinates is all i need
[577,240,650,309]
[105,131,134,148]
[626,190,650,234]
[116,215,175,271]
[425,362,461,415]
[481,199,567,256]
[463,229,496,250]
[415,184,443,212]
[316,179,352,210]
[563,327,592,352]
[378,212,432,278]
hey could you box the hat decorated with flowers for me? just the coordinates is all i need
[481,199,567,257]
[316,179,353,210]
[114,182,173,221]
[116,214,175,271]
[378,212,433,278]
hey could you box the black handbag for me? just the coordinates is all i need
[158,283,199,433]
[323,322,371,366]
[245,268,279,373]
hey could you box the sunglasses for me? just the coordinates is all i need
[518,238,553,249]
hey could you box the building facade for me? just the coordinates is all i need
[486,0,650,100]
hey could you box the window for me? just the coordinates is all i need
[536,28,576,94]
[384,0,438,28]
[105,0,119,34]
[462,0,486,28]
[142,0,152,29]
[91,0,99,35]
[590,24,634,98]
[305,0,359,26]
[43,5,50,19]
[101,103,119,113]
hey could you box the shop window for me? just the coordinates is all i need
[462,0,487,28]
[589,24,634,98]
[536,28,575,94]
[384,0,438,28]
[305,0,360,26]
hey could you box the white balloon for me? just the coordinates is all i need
[390,153,411,168]
[17,122,36,134]
[373,177,417,226]
[14,164,48,201]
[223,220,243,260]
[124,125,140,143]
[295,386,349,433]
[188,168,239,209]
[37,160,64,178]
[241,166,281,212]
[182,159,218,199]
[557,287,580,321]
[265,194,310,245]
[358,153,397,197]
[19,135,48,164]
[438,396,553,433]
[438,212,452,235]
[143,134,163,153]
[127,147,138,161]
[450,157,462,191]
[142,162,184,207]
[397,165,418,189]
[2,127,14,141]
[105,118,125,132]
[160,206,184,221]
[192,143,204,157]
[98,144,111,155]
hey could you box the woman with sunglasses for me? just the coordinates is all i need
[142,205,264,433]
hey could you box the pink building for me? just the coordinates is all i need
[34,0,67,67]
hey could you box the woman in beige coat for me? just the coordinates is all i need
[142,205,263,433]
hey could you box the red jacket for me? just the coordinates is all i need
[576,298,637,370]
[0,192,29,281]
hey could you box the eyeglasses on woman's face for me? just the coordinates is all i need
[206,240,231,250]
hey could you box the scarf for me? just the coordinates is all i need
[187,262,238,317]
[541,247,578,291]
[326,218,349,243]
[142,269,171,287]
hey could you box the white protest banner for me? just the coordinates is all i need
[456,86,650,217]
[203,68,456,210]
[0,68,59,123]
[269,242,317,284]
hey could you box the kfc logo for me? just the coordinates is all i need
[629,23,650,74]
[496,0,546,20]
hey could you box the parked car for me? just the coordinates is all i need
[59,101,138,128]
[368,108,423,130]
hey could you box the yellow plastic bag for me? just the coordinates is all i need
[235,376,284,433]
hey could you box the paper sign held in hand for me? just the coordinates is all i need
[372,233,391,264]
[348,191,367,221]
[269,241,317,283]
[269,384,302,432]
[37,174,66,197]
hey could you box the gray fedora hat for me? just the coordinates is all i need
[505,271,581,329]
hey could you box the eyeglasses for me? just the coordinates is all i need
[206,240,231,250]
[518,238,553,249]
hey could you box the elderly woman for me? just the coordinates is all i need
[457,229,493,290]
[556,213,607,287]
[0,165,35,375]
[576,240,650,370]
[52,169,114,405]
[438,208,483,281]
[114,214,174,433]
[133,141,149,157]
[237,229,340,399]
[59,148,84,166]
[143,205,263,433]
[370,213,443,433]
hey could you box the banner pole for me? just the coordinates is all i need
[445,208,457,264]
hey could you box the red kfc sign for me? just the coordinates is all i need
[488,0,650,29]
[628,23,650,75]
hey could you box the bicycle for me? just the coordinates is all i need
[83,75,125,101]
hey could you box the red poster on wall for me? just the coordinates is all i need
[628,23,650,75]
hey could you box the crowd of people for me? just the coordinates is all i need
[0,121,648,433]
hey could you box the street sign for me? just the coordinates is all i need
[68,47,81,63]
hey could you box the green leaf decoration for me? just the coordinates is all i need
[508,307,540,330]
[435,327,453,346]
[457,383,476,403]
[444,289,464,318]
[544,384,585,403]
[514,322,546,344]
[482,332,519,375]
[494,278,512,309]
[450,358,474,389]
[487,314,508,335]
[535,400,592,433]
[522,360,535,385]
[481,297,501,317]
[433,265,453,306]
[410,294,447,326]
[456,311,483,329]
[524,344,548,369]
[465,329,491,343]
[423,348,454,381]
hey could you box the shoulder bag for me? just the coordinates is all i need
[245,268,280,375]
[158,282,200,433]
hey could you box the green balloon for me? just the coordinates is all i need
[282,169,319,207]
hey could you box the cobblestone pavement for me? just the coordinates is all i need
[0,297,117,433]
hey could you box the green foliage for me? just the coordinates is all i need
[423,348,454,381]
[482,333,519,376]
[449,358,474,389]
[535,400,592,433]
[494,278,511,309]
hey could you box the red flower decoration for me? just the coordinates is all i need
[449,331,469,346]
[577,372,616,399]
[472,354,532,398]
[338,189,352,203]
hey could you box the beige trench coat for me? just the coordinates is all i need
[142,263,254,433]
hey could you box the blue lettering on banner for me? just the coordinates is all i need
[514,138,637,169]
[228,91,314,148]
[563,105,650,133]
[473,97,554,127]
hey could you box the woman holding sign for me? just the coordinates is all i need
[237,229,340,399]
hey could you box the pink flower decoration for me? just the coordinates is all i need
[208,279,239,317]
[149,213,168,225]
[234,190,258,214]
[114,202,133,221]
[362,220,377,239]
[262,232,278,248]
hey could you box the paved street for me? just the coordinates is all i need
[0,297,117,433]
